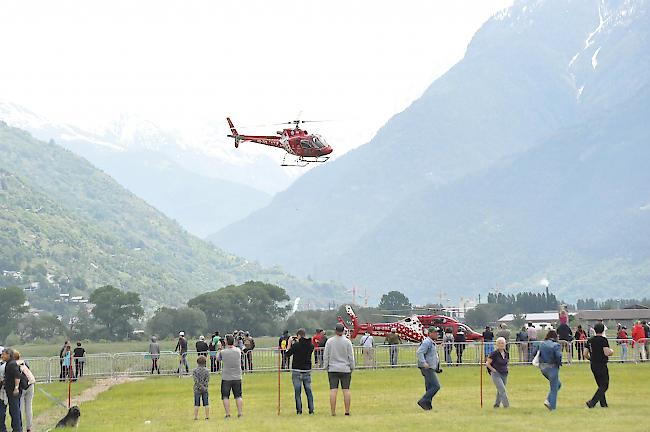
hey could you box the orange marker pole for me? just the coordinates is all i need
[478,341,485,408]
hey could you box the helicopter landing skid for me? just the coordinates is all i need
[281,155,330,167]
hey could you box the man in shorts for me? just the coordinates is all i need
[217,334,243,419]
[322,323,355,416]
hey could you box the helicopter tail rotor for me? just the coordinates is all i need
[226,117,241,148]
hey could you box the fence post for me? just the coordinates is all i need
[111,353,116,379]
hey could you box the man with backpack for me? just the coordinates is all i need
[1,347,23,432]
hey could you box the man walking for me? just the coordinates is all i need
[632,321,647,362]
[416,326,442,410]
[323,323,354,416]
[384,328,401,366]
[175,331,189,375]
[217,335,243,418]
[285,329,315,414]
[1,348,23,432]
[585,323,614,408]
[359,331,374,368]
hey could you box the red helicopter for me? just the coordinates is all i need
[226,117,333,167]
[337,305,483,343]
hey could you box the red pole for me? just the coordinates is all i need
[478,341,485,408]
[277,348,281,416]
[68,362,72,408]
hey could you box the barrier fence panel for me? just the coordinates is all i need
[27,337,650,383]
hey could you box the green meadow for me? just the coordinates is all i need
[21,362,650,431]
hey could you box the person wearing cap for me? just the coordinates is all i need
[384,328,401,366]
[322,323,354,416]
[176,331,189,375]
[416,326,442,410]
[359,331,375,368]
[196,335,209,358]
[149,336,161,374]
[279,330,290,370]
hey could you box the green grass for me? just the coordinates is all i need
[43,363,650,431]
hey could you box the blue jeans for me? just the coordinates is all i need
[484,342,495,357]
[194,391,209,407]
[291,371,314,413]
[541,366,561,410]
[0,393,23,432]
[419,367,441,405]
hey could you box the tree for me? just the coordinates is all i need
[89,285,144,340]
[378,291,411,311]
[0,286,28,343]
[147,307,177,339]
[17,313,67,342]
[188,281,291,336]
[146,307,208,339]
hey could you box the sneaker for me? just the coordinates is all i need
[309,411,314,415]
[224,415,231,419]
[544,400,552,411]
[417,400,432,411]
[585,401,594,409]
[345,413,350,416]
[297,411,302,415]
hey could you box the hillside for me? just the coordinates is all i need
[0,122,342,310]
[213,0,650,302]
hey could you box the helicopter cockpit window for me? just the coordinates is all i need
[300,139,312,149]
[311,135,326,148]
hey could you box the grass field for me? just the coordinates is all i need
[24,362,650,431]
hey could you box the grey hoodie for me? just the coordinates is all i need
[323,335,355,373]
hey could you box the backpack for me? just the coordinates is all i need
[19,362,36,388]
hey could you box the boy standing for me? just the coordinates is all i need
[192,356,210,420]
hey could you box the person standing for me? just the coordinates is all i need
[1,348,22,432]
[15,351,35,432]
[149,336,161,374]
[538,330,562,410]
[485,337,509,408]
[384,328,401,367]
[527,323,538,362]
[322,323,354,416]
[312,329,323,367]
[515,326,529,362]
[496,325,511,352]
[632,321,647,362]
[208,338,217,373]
[443,328,454,366]
[58,341,69,382]
[62,344,74,381]
[643,320,650,361]
[557,321,573,364]
[243,332,255,371]
[218,335,243,418]
[483,326,495,358]
[585,323,614,408]
[359,331,374,368]
[285,328,315,415]
[192,356,210,420]
[617,326,629,363]
[318,330,328,368]
[73,342,86,378]
[574,325,587,361]
[279,330,290,370]
[196,336,209,357]
[416,326,441,410]
[454,329,466,364]
[175,332,189,375]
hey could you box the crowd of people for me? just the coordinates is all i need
[0,347,37,432]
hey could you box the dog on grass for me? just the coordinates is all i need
[55,406,81,428]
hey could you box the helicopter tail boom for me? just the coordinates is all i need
[226,117,242,148]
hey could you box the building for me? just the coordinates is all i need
[575,309,650,327]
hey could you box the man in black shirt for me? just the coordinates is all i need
[73,341,86,378]
[1,347,23,432]
[285,328,315,414]
[584,323,614,408]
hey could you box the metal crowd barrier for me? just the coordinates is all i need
[25,338,649,383]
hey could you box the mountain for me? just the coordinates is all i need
[212,0,650,302]
[0,104,283,237]
[0,122,343,310]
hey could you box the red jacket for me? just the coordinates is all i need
[632,324,645,345]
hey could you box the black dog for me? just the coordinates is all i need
[55,406,81,428]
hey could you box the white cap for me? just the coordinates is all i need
[199,335,205,341]
[179,331,185,336]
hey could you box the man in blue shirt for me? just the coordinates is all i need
[416,326,442,410]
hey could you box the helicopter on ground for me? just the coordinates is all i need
[337,305,483,343]
[226,117,333,167]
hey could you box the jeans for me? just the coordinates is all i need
[588,363,609,407]
[0,393,23,432]
[541,366,561,410]
[418,367,441,405]
[444,345,453,365]
[620,343,628,362]
[291,371,314,413]
[491,372,509,407]
[484,342,494,357]
[194,391,209,407]
[389,346,399,366]
[528,341,538,362]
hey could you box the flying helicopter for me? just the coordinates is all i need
[337,305,483,343]
[226,117,333,167]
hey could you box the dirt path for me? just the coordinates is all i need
[32,377,142,430]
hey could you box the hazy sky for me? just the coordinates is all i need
[0,0,513,156]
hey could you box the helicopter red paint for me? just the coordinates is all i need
[337,305,483,343]
[226,117,333,167]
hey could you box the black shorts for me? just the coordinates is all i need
[328,372,352,390]
[221,380,242,399]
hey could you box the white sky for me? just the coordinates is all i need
[0,0,513,157]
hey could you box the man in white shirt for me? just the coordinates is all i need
[359,331,374,368]
[323,323,355,416]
